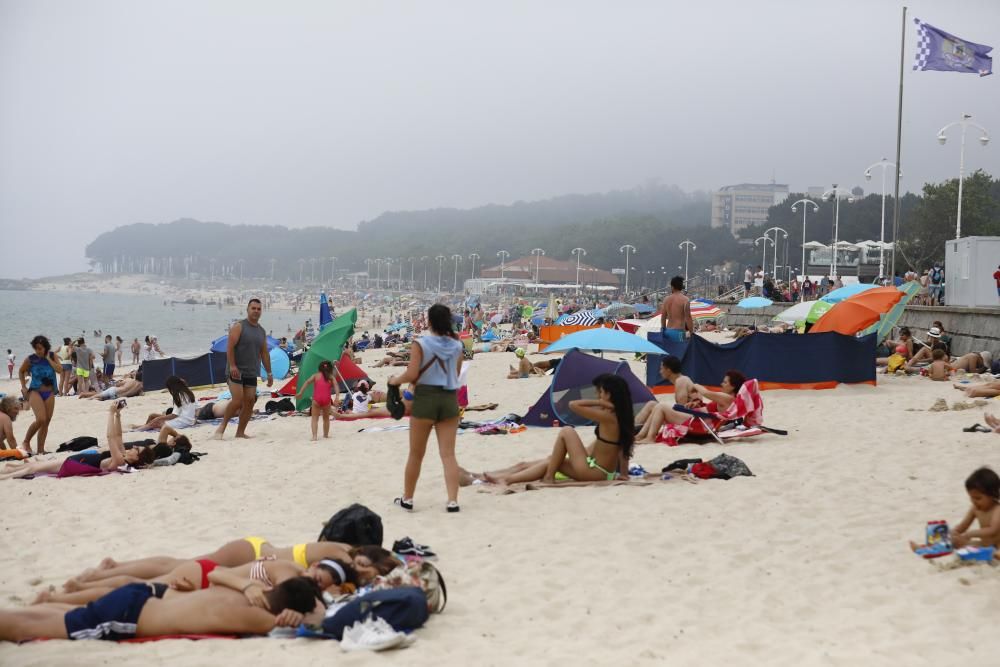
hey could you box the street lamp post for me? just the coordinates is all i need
[790,199,819,299]
[754,236,773,278]
[496,250,510,280]
[821,185,855,278]
[329,257,337,283]
[530,248,545,283]
[408,257,416,288]
[937,113,990,239]
[571,248,586,294]
[864,158,899,280]
[452,254,462,292]
[309,258,316,283]
[764,227,787,279]
[420,256,429,291]
[435,255,445,292]
[397,259,403,290]
[619,244,636,296]
[468,253,480,280]
[678,240,696,287]
[298,258,305,283]
[269,258,276,281]
[238,258,245,282]
[374,258,382,289]
[364,258,373,288]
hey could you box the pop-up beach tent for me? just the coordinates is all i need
[140,352,228,392]
[523,349,655,427]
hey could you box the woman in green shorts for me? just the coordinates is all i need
[389,304,464,513]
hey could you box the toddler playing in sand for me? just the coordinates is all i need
[950,467,1000,549]
[927,348,951,381]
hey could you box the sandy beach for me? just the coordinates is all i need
[1,338,999,666]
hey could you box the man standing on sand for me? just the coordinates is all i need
[214,298,272,439]
[101,335,116,378]
[74,338,95,394]
[131,338,141,365]
[743,266,752,296]
[659,276,694,342]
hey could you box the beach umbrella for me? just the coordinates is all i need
[490,313,505,325]
[294,309,358,411]
[689,300,723,321]
[631,303,656,314]
[561,309,602,326]
[861,281,920,342]
[809,300,881,335]
[773,300,814,325]
[602,302,636,319]
[805,300,833,324]
[319,293,333,330]
[737,296,773,309]
[531,315,546,327]
[841,285,904,312]
[802,241,828,249]
[821,283,878,304]
[543,327,665,355]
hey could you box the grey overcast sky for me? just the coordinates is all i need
[1,0,998,278]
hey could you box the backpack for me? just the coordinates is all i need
[321,587,429,640]
[318,503,384,546]
[930,267,943,284]
[264,397,295,414]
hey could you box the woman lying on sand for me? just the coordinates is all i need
[68,539,393,588]
[42,554,357,609]
[464,373,634,485]
[0,402,158,480]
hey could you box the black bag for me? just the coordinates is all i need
[318,503,383,546]
[56,436,98,453]
[264,397,295,414]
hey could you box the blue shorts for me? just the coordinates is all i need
[104,364,115,376]
[662,329,686,342]
[64,583,166,640]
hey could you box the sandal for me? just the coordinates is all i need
[963,423,991,433]
[446,501,460,513]
[394,497,414,511]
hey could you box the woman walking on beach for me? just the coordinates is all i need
[389,303,464,513]
[56,337,74,396]
[115,336,124,368]
[17,335,63,455]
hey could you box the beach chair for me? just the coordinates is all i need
[656,378,786,446]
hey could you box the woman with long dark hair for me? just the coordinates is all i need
[132,375,198,431]
[484,373,635,485]
[388,303,464,512]
[17,335,63,454]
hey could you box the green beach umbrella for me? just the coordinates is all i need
[295,308,358,411]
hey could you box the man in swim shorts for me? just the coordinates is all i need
[214,298,272,440]
[0,576,323,642]
[659,276,694,343]
[74,338,95,394]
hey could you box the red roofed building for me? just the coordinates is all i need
[479,255,619,286]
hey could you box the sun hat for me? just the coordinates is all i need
[927,327,942,338]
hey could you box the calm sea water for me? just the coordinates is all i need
[0,291,321,360]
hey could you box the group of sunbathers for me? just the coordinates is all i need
[2,532,437,642]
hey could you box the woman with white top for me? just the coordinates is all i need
[132,376,198,431]
[389,304,464,513]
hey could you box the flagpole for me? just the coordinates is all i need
[890,6,907,280]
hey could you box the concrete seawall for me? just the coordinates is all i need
[714,303,1000,356]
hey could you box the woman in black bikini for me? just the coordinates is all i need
[480,373,634,485]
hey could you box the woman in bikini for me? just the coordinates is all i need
[479,373,634,485]
[631,369,745,444]
[46,555,357,608]
[18,335,63,454]
[68,537,377,587]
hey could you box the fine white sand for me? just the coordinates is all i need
[1,340,1000,666]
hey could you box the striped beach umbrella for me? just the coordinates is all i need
[561,309,601,326]
[689,300,723,321]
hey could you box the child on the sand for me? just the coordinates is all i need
[296,360,334,441]
[951,467,1000,548]
[928,348,951,381]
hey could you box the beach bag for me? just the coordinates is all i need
[56,436,98,453]
[416,561,447,613]
[319,503,383,546]
[264,398,295,414]
[321,587,429,640]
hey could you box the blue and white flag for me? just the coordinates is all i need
[914,18,993,76]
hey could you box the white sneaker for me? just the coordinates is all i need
[340,617,407,652]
